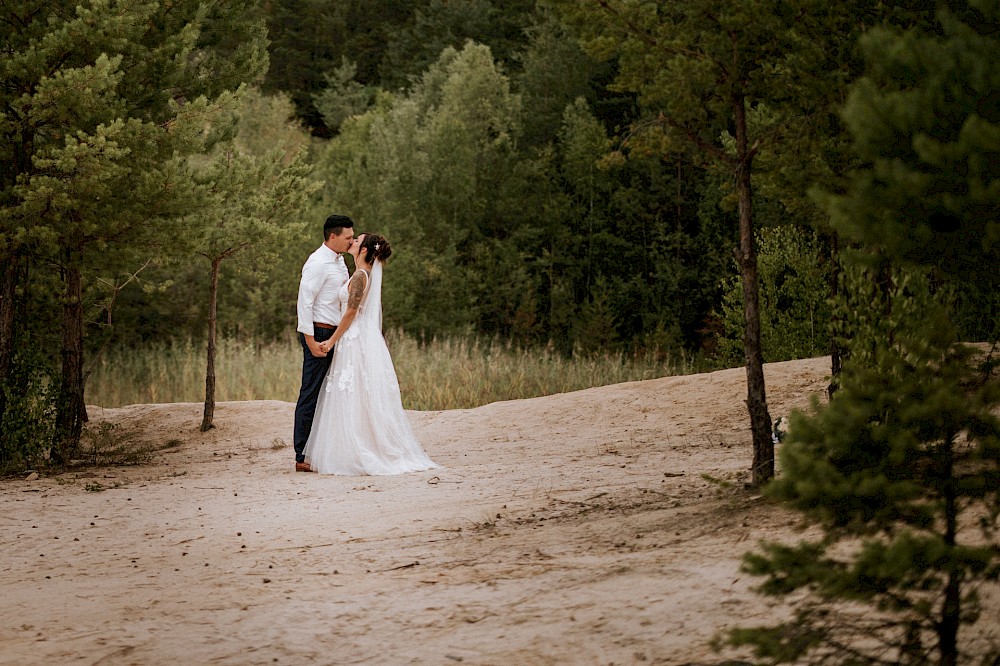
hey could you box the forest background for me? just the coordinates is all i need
[2,0,998,463]
[4,2,1000,660]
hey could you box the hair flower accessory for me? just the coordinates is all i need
[374,243,380,250]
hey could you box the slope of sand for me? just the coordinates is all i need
[1,356,995,664]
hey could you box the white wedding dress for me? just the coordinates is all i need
[303,262,439,475]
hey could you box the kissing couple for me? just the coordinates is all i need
[292,214,439,475]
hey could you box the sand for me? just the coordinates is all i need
[1,356,995,664]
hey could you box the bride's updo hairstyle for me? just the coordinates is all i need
[360,233,392,264]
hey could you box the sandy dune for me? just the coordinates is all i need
[2,356,994,664]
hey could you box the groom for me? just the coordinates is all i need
[293,214,355,472]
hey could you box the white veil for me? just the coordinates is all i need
[362,260,383,333]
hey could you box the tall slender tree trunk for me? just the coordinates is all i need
[827,233,843,399]
[939,438,960,666]
[0,253,19,426]
[54,258,86,463]
[732,95,773,487]
[201,258,221,432]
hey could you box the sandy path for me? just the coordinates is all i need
[2,356,993,664]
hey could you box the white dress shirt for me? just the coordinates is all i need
[296,244,349,337]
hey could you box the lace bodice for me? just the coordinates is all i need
[338,268,369,315]
[337,269,370,343]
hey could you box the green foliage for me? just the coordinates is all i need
[731,263,1000,663]
[825,1,1000,289]
[316,41,521,335]
[751,0,908,229]
[0,349,56,474]
[575,277,621,353]
[14,0,999,414]
[11,5,770,361]
[718,225,832,365]
[827,252,899,371]
[100,90,319,346]
[948,272,1000,343]
[188,141,319,272]
[307,35,730,352]
[160,0,994,368]
[261,0,361,133]
[261,0,534,133]
[549,0,863,484]
[559,97,614,196]
[549,0,804,163]
[514,11,599,147]
[731,5,1000,659]
[378,0,535,91]
[820,0,1000,350]
[313,59,378,133]
[466,237,542,341]
[1,0,271,452]
[234,87,312,159]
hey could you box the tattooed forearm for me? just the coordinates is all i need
[347,272,367,310]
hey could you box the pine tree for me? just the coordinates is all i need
[262,0,350,133]
[377,0,535,92]
[0,0,268,461]
[731,2,1000,662]
[831,3,1000,261]
[730,265,1000,665]
[823,0,1000,337]
[190,139,321,431]
[548,0,805,485]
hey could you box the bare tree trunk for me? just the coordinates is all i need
[733,95,773,487]
[0,253,19,426]
[54,260,86,463]
[827,233,843,399]
[939,438,960,666]
[200,258,221,432]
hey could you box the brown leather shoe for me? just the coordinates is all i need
[295,462,316,473]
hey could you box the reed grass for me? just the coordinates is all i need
[86,331,696,410]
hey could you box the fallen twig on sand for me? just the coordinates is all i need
[378,560,420,572]
[427,476,463,485]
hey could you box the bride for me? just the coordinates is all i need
[302,233,439,475]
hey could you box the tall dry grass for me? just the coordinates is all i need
[86,331,695,410]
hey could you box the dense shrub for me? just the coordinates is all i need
[0,350,56,474]
[717,225,831,366]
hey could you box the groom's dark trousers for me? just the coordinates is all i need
[293,326,336,463]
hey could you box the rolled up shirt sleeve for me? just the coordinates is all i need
[296,260,324,337]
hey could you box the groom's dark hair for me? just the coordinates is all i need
[323,214,354,240]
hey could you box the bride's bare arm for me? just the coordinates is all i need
[321,272,368,350]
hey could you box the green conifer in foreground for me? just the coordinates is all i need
[728,2,1000,659]
[729,266,1000,665]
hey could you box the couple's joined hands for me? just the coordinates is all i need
[308,338,334,358]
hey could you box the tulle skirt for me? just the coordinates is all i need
[303,322,438,475]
